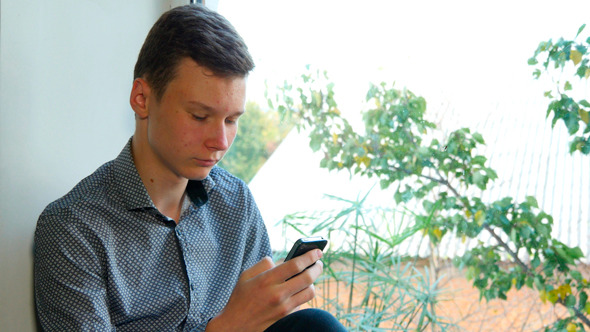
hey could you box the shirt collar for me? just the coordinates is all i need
[113,138,212,211]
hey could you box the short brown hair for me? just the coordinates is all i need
[133,4,255,100]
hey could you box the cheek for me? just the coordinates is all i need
[227,126,238,146]
[181,130,200,148]
[175,123,200,151]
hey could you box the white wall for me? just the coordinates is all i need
[0,0,173,330]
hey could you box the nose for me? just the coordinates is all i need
[205,121,229,151]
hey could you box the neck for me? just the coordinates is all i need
[131,135,188,222]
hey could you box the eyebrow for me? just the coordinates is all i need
[187,101,245,116]
[187,101,215,112]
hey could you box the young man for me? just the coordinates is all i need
[33,4,346,332]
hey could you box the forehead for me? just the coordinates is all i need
[171,58,244,85]
[172,57,246,81]
[163,58,247,108]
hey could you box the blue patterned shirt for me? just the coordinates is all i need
[34,139,272,331]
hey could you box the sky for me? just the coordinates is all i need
[217,0,590,118]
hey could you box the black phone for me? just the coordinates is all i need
[284,236,328,262]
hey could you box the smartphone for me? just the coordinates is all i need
[284,236,328,262]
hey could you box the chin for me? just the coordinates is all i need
[184,168,212,181]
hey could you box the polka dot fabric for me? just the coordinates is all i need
[34,139,272,331]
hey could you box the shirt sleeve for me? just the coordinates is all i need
[198,187,271,332]
[240,187,272,272]
[34,210,115,331]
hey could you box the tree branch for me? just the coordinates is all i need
[556,298,590,327]
[440,174,590,328]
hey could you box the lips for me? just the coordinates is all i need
[193,158,217,167]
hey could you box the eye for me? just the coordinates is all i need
[192,114,206,121]
[225,117,239,125]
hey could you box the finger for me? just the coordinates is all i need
[288,284,317,308]
[283,259,323,294]
[240,256,275,281]
[275,249,323,282]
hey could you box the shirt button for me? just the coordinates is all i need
[176,229,182,236]
[190,283,196,291]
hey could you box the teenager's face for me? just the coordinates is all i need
[144,58,246,181]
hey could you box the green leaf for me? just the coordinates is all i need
[569,140,578,154]
[472,155,487,166]
[520,226,532,239]
[309,134,322,151]
[394,191,402,204]
[444,196,457,210]
[570,50,583,66]
[534,275,544,290]
[564,81,573,91]
[465,266,476,280]
[472,132,485,144]
[576,24,587,38]
[525,196,539,208]
[474,278,487,290]
[473,172,486,190]
[555,245,575,265]
[531,255,541,269]
[485,167,498,180]
[401,189,414,203]
[528,57,539,65]
[510,228,517,244]
[571,270,583,282]
[565,246,584,260]
[422,200,434,213]
[564,112,580,135]
[580,291,588,310]
[576,64,589,79]
[565,294,576,308]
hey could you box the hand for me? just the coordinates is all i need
[206,249,324,332]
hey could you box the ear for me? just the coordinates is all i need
[130,78,151,119]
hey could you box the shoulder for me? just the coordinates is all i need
[206,166,259,210]
[209,166,250,193]
[39,160,117,226]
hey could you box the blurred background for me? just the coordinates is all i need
[2,0,589,330]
